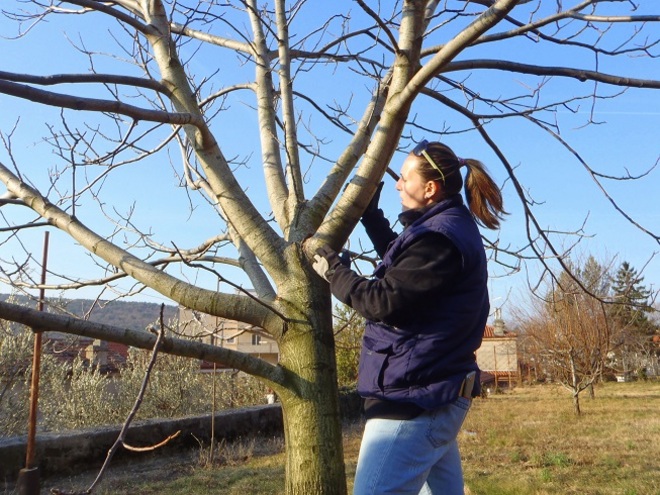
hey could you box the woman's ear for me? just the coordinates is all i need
[424,180,439,200]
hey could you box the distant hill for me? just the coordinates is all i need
[0,294,178,332]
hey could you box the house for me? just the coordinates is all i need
[69,304,518,382]
[33,335,128,374]
[476,313,519,390]
[177,307,279,367]
[37,307,280,372]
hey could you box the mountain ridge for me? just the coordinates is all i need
[0,294,178,332]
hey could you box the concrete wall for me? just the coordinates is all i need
[476,338,518,372]
[1,392,362,482]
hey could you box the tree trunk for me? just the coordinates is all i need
[276,279,347,495]
[281,389,346,495]
[572,391,581,415]
[569,351,582,416]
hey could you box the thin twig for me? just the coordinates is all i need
[123,430,181,452]
[171,242,290,323]
[51,305,168,495]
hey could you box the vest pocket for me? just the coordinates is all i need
[358,336,392,393]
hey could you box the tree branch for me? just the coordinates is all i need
[48,0,153,35]
[0,70,170,95]
[444,60,660,89]
[275,0,305,222]
[0,80,205,126]
[74,319,168,495]
[140,0,289,280]
[306,71,391,247]
[169,23,254,54]
[0,161,280,331]
[0,299,288,385]
[245,0,290,230]
[355,0,400,53]
[399,0,521,110]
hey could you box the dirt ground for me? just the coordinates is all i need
[4,434,286,495]
[4,448,199,495]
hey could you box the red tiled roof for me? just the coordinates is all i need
[106,341,129,359]
[45,337,127,373]
[483,324,517,339]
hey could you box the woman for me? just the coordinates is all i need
[313,140,505,495]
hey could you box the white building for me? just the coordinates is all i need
[178,307,279,367]
[476,314,519,389]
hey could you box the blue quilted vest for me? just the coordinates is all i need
[356,196,488,409]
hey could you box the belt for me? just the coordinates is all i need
[459,371,477,399]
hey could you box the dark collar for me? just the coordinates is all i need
[398,194,463,228]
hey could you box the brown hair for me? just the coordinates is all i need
[411,141,506,229]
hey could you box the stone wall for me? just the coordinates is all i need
[1,391,362,482]
[1,405,282,482]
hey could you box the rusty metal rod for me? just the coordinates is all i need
[25,231,49,470]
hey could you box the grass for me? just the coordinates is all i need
[13,381,660,495]
[461,381,660,495]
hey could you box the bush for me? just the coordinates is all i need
[0,324,34,436]
[39,355,118,431]
[1,328,268,436]
[115,348,210,421]
[333,305,364,388]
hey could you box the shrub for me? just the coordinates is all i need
[1,328,268,436]
[0,323,33,436]
[39,355,118,431]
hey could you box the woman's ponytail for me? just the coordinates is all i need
[462,158,506,230]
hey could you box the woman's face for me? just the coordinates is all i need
[396,155,436,210]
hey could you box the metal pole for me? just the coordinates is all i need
[18,231,49,495]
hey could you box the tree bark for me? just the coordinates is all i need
[276,276,347,494]
[569,351,582,416]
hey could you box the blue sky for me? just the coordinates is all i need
[0,2,658,322]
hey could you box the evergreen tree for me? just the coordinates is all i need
[608,262,658,379]
[546,256,611,314]
[611,262,656,336]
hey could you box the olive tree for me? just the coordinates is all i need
[0,1,658,493]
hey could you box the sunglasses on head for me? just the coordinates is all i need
[412,140,445,183]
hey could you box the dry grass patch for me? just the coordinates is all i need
[5,382,658,495]
[461,381,660,495]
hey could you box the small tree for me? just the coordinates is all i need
[522,256,612,414]
[0,318,34,436]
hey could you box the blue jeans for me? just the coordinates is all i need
[353,397,471,495]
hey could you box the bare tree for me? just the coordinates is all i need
[520,257,613,414]
[0,1,658,492]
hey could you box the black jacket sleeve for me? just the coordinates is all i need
[328,232,462,328]
[360,208,398,259]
